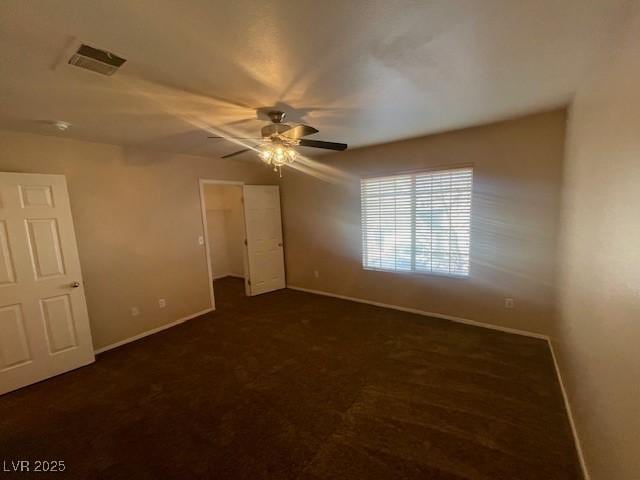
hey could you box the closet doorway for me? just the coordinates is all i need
[199,180,286,307]
[200,181,248,301]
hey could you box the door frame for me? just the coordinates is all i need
[198,179,249,309]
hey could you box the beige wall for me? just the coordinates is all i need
[204,184,245,279]
[282,110,566,335]
[0,130,274,350]
[206,209,230,278]
[555,9,640,479]
[222,187,246,277]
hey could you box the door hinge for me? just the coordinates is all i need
[244,238,248,246]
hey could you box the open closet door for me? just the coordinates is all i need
[242,185,285,296]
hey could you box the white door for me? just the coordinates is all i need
[243,185,286,295]
[0,172,94,395]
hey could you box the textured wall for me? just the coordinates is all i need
[281,110,566,336]
[0,130,274,349]
[556,8,640,479]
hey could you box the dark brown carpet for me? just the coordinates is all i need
[0,277,582,479]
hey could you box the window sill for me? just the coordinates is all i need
[362,267,470,280]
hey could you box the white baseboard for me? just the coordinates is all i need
[213,273,244,280]
[93,307,215,355]
[548,340,590,480]
[286,285,549,340]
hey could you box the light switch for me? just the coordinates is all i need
[198,236,204,245]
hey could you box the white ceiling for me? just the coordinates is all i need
[0,0,635,158]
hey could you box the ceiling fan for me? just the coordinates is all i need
[208,110,347,174]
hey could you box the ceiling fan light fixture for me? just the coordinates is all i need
[259,142,297,171]
[212,108,347,173]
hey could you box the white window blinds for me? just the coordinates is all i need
[361,167,472,276]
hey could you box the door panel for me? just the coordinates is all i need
[0,304,31,369]
[19,185,55,208]
[0,221,16,285]
[0,172,94,395]
[41,295,78,353]
[26,218,66,279]
[243,185,285,295]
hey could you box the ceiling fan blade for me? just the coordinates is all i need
[281,124,319,139]
[298,139,347,151]
[208,136,262,139]
[261,123,292,137]
[221,148,251,158]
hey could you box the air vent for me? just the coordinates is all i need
[68,44,126,76]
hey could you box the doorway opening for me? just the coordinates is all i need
[200,180,286,308]
[199,180,249,306]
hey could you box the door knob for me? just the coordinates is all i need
[70,281,80,288]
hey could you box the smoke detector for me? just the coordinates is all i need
[68,44,126,76]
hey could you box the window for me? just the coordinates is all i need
[361,167,472,276]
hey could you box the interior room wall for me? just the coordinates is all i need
[555,8,640,479]
[0,130,274,350]
[223,187,246,277]
[281,110,566,336]
[204,184,245,279]
[206,208,230,279]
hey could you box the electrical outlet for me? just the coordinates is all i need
[504,298,515,309]
[313,270,320,279]
[158,298,166,308]
[131,307,140,316]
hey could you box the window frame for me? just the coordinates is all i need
[360,166,473,279]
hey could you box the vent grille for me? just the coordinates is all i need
[68,44,126,76]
